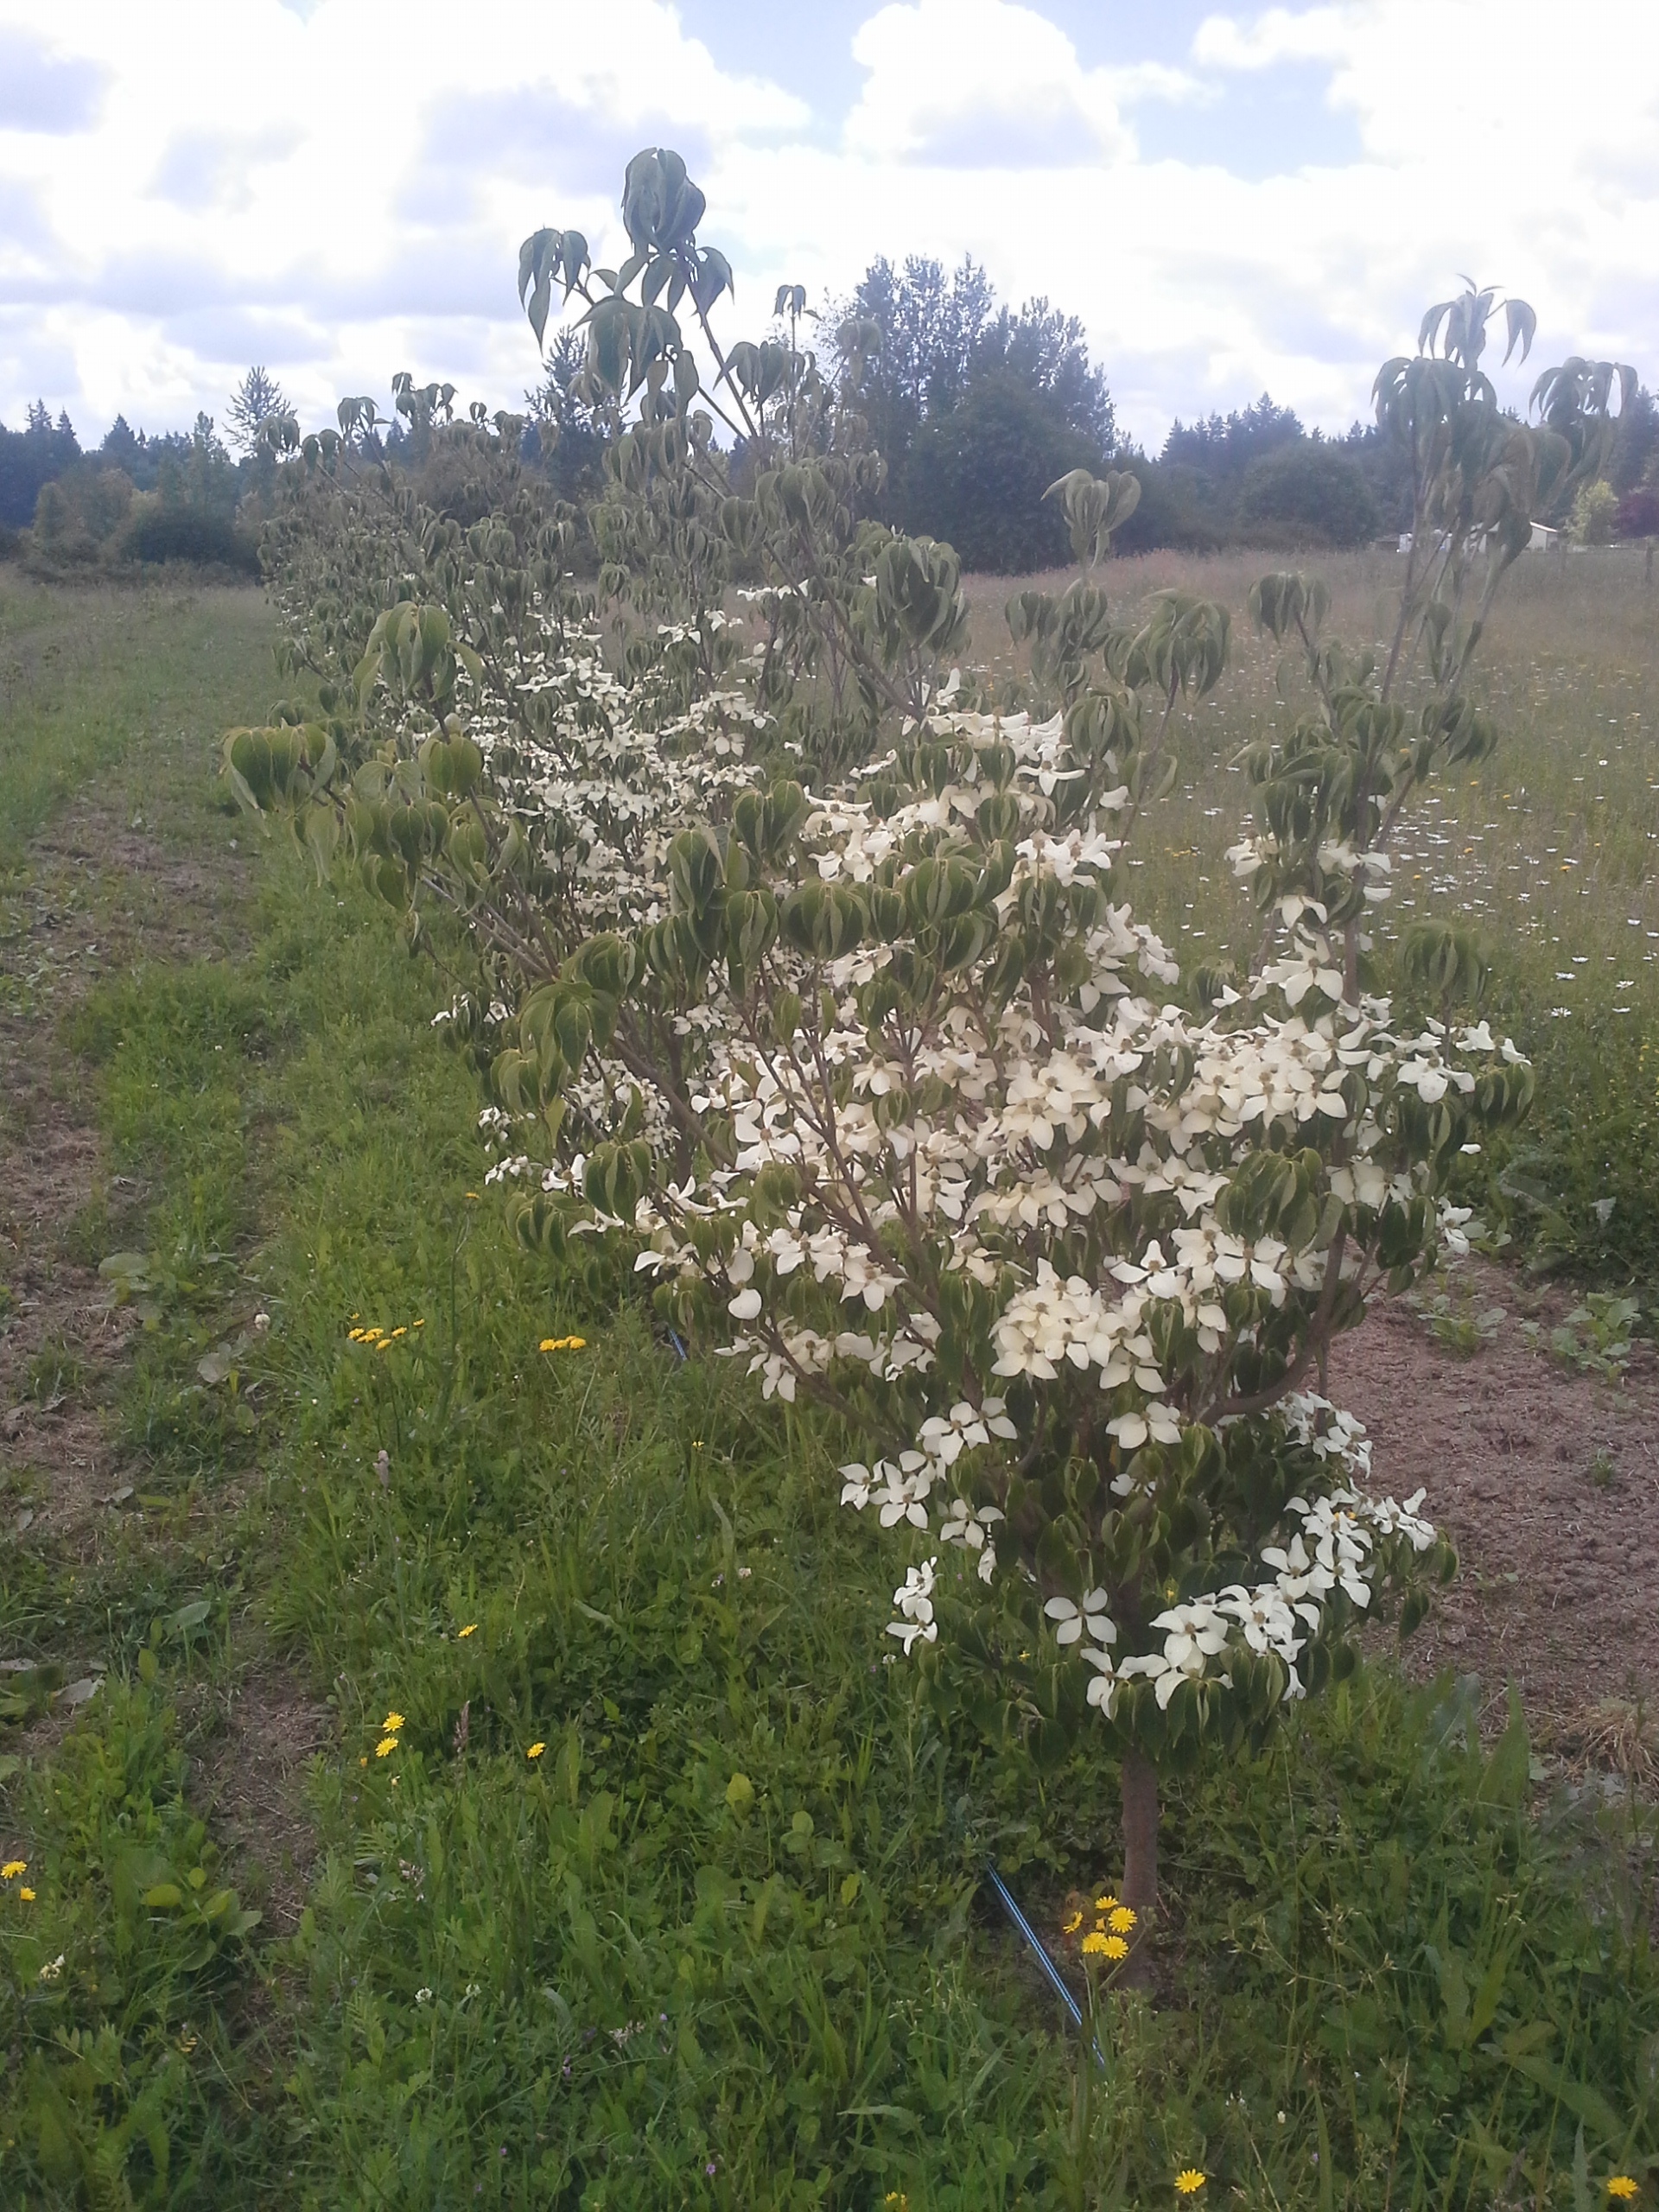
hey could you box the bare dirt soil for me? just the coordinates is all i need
[0,805,236,1542]
[1331,1257,1659,1760]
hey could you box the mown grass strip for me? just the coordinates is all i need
[0,576,274,861]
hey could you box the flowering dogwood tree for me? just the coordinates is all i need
[232,162,1635,1944]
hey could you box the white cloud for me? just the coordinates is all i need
[1192,6,1345,70]
[0,0,804,432]
[843,0,1131,166]
[0,0,1656,448]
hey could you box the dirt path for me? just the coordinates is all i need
[0,804,243,1538]
[0,581,329,1922]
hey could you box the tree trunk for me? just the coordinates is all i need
[1119,1751,1159,1986]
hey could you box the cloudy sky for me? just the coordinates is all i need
[1,0,1656,450]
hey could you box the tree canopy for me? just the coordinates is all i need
[846,253,1116,569]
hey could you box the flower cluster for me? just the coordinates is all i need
[348,1317,425,1351]
[483,694,1512,1749]
[1063,1888,1141,1967]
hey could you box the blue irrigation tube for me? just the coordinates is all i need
[982,1860,1104,2066]
[663,1307,1096,2057]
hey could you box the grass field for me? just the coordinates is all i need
[0,575,276,867]
[972,544,1659,1283]
[1,560,1657,2208]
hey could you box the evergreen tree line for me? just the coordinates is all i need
[0,399,263,571]
[825,256,1659,567]
[521,251,1659,570]
[6,276,1658,576]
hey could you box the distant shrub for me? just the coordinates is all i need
[26,467,134,574]
[1615,485,1659,537]
[116,497,259,574]
[1568,478,1618,546]
[0,520,20,562]
[415,437,530,528]
[1235,442,1380,548]
[30,479,99,564]
[1107,459,1224,553]
[899,370,1100,571]
[79,467,134,539]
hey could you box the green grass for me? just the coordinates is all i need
[0,572,275,862]
[3,569,1659,2206]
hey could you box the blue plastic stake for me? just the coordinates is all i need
[982,1859,1105,2067]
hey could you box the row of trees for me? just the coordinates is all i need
[8,293,1655,574]
[1,365,458,572]
[225,146,1631,1934]
[0,389,283,569]
[835,264,1384,563]
[518,254,1657,569]
[836,261,1659,563]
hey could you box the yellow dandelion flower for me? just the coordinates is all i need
[413,1319,425,1328]
[390,1327,407,1339]
[2,1861,25,1881]
[465,1192,480,1201]
[376,1338,394,1351]
[1175,2171,1206,2196]
[350,1312,360,1321]
[18,1888,35,1903]
[375,1738,398,1758]
[538,1338,558,1352]
[1100,1935,1128,1961]
[457,1624,478,1638]
[1607,2183,1639,2201]
[1094,1892,1118,1913]
[348,1329,365,1342]
[526,1742,546,1760]
[1109,1905,1137,1934]
[539,1335,588,1352]
[1062,1910,1083,1936]
[382,1713,405,1733]
[1081,1930,1113,1956]
[359,1757,367,1767]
